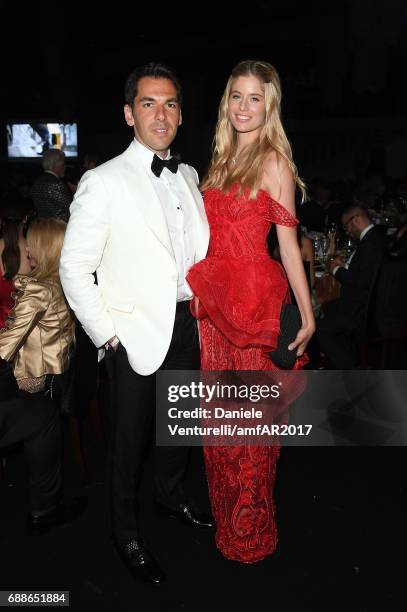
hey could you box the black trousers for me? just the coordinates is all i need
[317,299,359,369]
[73,320,98,419]
[105,301,200,541]
[0,393,62,515]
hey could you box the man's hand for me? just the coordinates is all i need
[328,255,344,273]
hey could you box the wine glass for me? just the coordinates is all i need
[320,236,329,263]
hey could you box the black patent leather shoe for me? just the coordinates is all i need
[27,496,87,536]
[155,501,215,528]
[115,539,165,586]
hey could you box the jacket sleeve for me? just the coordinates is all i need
[0,279,50,362]
[334,265,370,290]
[334,240,383,290]
[59,170,116,348]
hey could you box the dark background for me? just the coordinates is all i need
[2,4,407,609]
[2,0,407,182]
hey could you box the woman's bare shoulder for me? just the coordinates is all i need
[263,151,291,178]
[261,152,295,210]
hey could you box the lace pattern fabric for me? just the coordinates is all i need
[187,185,306,563]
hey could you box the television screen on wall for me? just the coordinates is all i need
[6,122,78,159]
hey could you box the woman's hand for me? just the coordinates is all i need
[288,323,315,356]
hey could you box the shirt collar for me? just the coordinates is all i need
[131,138,171,174]
[45,170,58,178]
[360,224,374,241]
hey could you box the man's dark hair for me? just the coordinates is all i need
[124,62,182,107]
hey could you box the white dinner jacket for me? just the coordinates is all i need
[59,142,209,375]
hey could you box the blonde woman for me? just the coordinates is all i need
[0,218,74,394]
[187,60,315,563]
[0,218,86,535]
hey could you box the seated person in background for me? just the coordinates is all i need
[30,149,72,222]
[0,218,75,395]
[0,201,32,328]
[0,357,86,534]
[316,205,387,368]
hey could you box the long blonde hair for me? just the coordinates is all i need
[26,218,67,282]
[201,59,307,201]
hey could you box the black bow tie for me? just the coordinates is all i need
[151,154,180,178]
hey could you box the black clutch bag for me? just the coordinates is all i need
[269,304,302,369]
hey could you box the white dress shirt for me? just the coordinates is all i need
[132,138,194,301]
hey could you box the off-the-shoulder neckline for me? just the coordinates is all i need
[206,185,291,213]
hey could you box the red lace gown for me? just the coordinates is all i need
[186,185,307,563]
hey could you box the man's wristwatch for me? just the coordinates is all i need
[105,336,120,351]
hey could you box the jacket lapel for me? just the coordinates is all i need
[121,144,174,258]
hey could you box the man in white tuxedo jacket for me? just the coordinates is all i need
[60,63,211,586]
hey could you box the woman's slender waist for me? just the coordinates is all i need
[205,252,275,264]
[187,254,287,285]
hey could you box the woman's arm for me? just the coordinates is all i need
[262,154,315,356]
[0,279,50,362]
